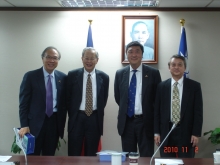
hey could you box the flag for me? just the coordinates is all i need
[81,22,102,156]
[87,24,93,47]
[178,26,189,78]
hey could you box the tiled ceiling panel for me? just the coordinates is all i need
[159,0,213,7]
[0,0,220,8]
[59,0,158,7]
[6,0,62,7]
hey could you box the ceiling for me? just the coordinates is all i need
[0,0,220,8]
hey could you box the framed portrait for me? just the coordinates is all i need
[122,15,158,64]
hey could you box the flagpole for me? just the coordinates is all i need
[81,19,94,155]
[178,18,189,78]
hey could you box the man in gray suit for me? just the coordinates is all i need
[114,41,161,156]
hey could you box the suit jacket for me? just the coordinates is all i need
[114,64,161,138]
[66,68,109,135]
[19,67,67,138]
[154,77,203,147]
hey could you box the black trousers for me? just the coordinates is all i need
[160,122,195,158]
[68,110,100,156]
[30,112,59,156]
[121,116,154,157]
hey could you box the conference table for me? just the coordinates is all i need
[8,155,214,165]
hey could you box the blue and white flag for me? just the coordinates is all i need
[178,27,189,78]
[87,24,93,47]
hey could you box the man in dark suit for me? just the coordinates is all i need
[154,55,203,158]
[18,46,67,156]
[114,41,161,157]
[67,47,109,156]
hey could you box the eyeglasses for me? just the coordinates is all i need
[83,58,97,62]
[44,56,60,61]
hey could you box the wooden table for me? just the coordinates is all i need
[8,155,214,165]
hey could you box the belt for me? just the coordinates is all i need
[127,114,143,119]
[134,114,143,118]
[78,110,97,114]
[169,121,180,128]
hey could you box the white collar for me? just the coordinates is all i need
[171,76,184,86]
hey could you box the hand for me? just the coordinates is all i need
[18,127,30,138]
[191,135,199,147]
[154,135,160,146]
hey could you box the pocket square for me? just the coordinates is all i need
[145,75,148,77]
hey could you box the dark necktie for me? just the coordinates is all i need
[46,75,53,117]
[127,70,137,117]
[85,74,93,116]
[172,82,180,124]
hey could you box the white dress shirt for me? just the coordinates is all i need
[129,64,142,115]
[79,69,97,111]
[154,76,184,136]
[170,76,184,122]
[43,67,57,112]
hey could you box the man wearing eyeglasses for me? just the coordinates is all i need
[18,46,67,156]
[67,47,109,156]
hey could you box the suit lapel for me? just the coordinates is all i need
[122,66,130,94]
[121,66,130,114]
[96,70,103,97]
[54,70,62,105]
[181,78,190,119]
[142,65,149,101]
[37,67,46,104]
[77,68,84,93]
[165,79,172,117]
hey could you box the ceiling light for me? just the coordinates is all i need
[59,0,159,7]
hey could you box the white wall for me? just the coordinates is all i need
[0,10,220,158]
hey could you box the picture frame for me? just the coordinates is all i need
[122,15,158,64]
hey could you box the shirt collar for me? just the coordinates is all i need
[129,64,142,73]
[171,76,184,86]
[43,67,55,78]
[84,68,96,77]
